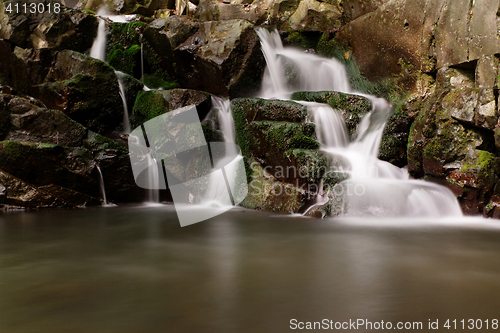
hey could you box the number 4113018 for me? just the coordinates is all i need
[4,2,61,14]
[444,319,499,330]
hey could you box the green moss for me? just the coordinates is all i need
[130,91,170,129]
[286,31,321,50]
[141,74,179,90]
[108,44,141,76]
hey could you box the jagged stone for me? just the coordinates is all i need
[408,89,499,214]
[174,19,265,97]
[284,0,343,31]
[195,0,266,23]
[32,50,123,134]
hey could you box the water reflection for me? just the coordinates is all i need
[0,207,499,332]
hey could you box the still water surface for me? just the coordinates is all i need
[0,206,499,332]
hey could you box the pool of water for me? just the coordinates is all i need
[0,206,499,332]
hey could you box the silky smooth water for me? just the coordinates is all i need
[256,28,462,218]
[0,207,499,332]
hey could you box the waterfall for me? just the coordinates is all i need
[96,164,108,206]
[90,9,107,61]
[116,71,130,133]
[201,96,240,207]
[257,28,462,218]
[146,154,160,204]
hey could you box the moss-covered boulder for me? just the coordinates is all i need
[130,89,212,129]
[0,141,99,197]
[379,107,414,167]
[232,97,329,191]
[32,50,123,134]
[291,91,371,136]
[240,159,311,213]
[174,19,266,97]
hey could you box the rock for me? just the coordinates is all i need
[291,91,371,137]
[240,159,311,213]
[32,50,123,134]
[267,0,301,25]
[232,98,326,188]
[231,97,309,123]
[0,141,99,198]
[130,89,212,129]
[13,47,56,87]
[475,55,499,89]
[6,106,89,147]
[0,40,31,93]
[174,19,266,97]
[407,89,499,214]
[0,7,98,51]
[77,0,144,14]
[284,0,343,31]
[0,169,58,208]
[143,16,199,82]
[87,132,146,203]
[291,91,371,113]
[378,101,415,167]
[337,0,500,88]
[37,184,101,206]
[195,0,267,23]
[436,67,475,89]
[342,0,389,21]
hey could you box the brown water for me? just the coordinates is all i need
[0,206,499,332]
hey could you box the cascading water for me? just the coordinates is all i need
[90,9,107,61]
[116,71,131,133]
[202,96,241,206]
[145,154,160,204]
[96,164,108,206]
[256,28,462,218]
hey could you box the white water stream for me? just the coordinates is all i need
[116,71,131,133]
[256,28,462,218]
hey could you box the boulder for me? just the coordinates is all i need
[240,159,312,213]
[0,40,31,93]
[0,141,100,198]
[232,98,327,188]
[283,0,343,31]
[130,89,212,129]
[174,19,266,97]
[195,0,267,23]
[0,7,98,51]
[0,170,58,208]
[291,91,371,137]
[32,50,123,134]
[142,16,199,83]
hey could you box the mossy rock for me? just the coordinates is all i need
[0,140,99,197]
[33,50,123,134]
[108,44,142,77]
[291,91,371,114]
[231,98,308,123]
[239,159,310,213]
[130,89,212,129]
